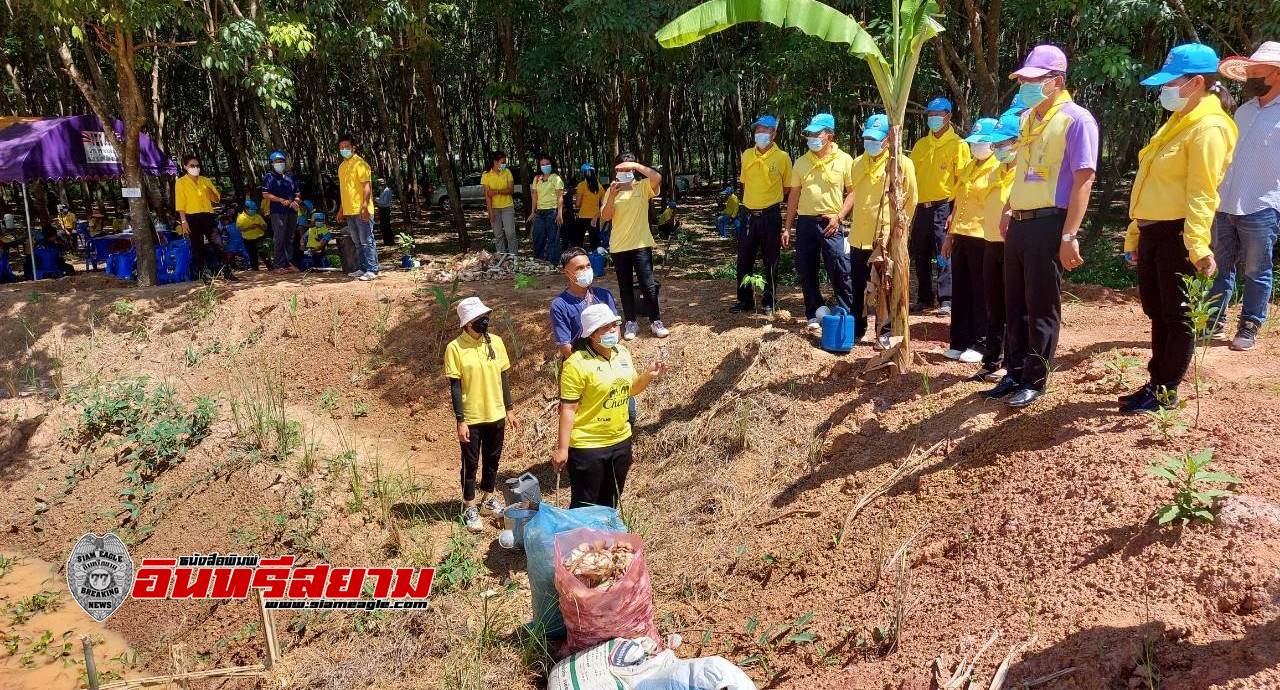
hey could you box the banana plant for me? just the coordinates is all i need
[657,0,944,372]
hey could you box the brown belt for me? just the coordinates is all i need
[1011,207,1064,222]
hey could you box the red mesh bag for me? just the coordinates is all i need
[553,527,659,656]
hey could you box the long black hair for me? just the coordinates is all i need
[583,167,600,194]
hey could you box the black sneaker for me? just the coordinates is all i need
[1118,384,1152,404]
[1120,387,1159,414]
[1231,321,1259,351]
[762,306,774,316]
[730,302,752,313]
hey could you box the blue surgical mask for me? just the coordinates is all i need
[863,139,884,156]
[1018,80,1049,109]
[272,162,285,173]
[339,148,353,159]
[600,332,619,347]
[994,146,1016,164]
[540,164,552,175]
[806,137,824,152]
[927,116,946,133]
[498,162,507,171]
[753,132,772,148]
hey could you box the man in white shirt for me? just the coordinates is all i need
[1212,42,1280,351]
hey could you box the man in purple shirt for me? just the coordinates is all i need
[550,247,618,359]
[983,44,1099,408]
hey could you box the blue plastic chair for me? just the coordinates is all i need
[155,239,192,284]
[33,245,65,280]
[0,249,16,283]
[222,224,252,267]
[76,221,99,271]
[105,250,137,280]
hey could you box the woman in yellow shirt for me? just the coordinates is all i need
[1120,43,1238,414]
[173,154,236,281]
[553,304,665,508]
[444,297,519,532]
[235,199,269,271]
[528,156,565,263]
[572,163,604,251]
[601,152,669,339]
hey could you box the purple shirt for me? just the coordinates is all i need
[550,287,617,346]
[1053,102,1100,209]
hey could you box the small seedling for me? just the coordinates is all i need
[739,273,766,307]
[514,273,537,290]
[1182,273,1220,428]
[319,387,339,412]
[1145,388,1186,442]
[396,232,415,256]
[1101,350,1143,390]
[352,400,369,418]
[287,294,300,337]
[1147,448,1241,525]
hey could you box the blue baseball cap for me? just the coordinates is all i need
[244,199,258,212]
[312,212,325,222]
[269,151,286,162]
[964,117,1002,143]
[752,114,779,129]
[991,113,1022,143]
[861,113,890,142]
[926,97,953,113]
[1000,93,1029,119]
[1141,43,1221,86]
[580,162,595,173]
[802,113,836,134]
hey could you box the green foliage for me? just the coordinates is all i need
[396,232,416,255]
[436,527,483,594]
[0,554,21,580]
[1146,449,1241,526]
[1182,272,1220,428]
[230,374,299,461]
[7,590,61,625]
[514,273,537,290]
[1145,388,1186,442]
[737,611,819,683]
[740,272,766,294]
[1101,350,1143,390]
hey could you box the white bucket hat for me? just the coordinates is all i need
[1219,41,1280,81]
[455,296,492,329]
[579,303,621,339]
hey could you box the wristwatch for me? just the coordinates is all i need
[1061,233,1077,242]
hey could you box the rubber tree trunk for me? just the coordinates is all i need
[419,56,467,249]
[112,25,157,286]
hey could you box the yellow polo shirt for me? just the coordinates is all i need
[57,213,76,232]
[338,154,375,216]
[560,345,635,449]
[1124,97,1238,263]
[533,174,564,210]
[604,179,655,253]
[236,211,267,240]
[909,127,970,203]
[789,144,854,216]
[739,145,792,209]
[482,169,515,209]
[950,157,1014,240]
[576,181,604,219]
[444,332,511,425]
[174,175,219,215]
[847,153,917,250]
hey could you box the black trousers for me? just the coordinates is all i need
[910,201,952,305]
[982,241,1007,368]
[378,206,393,245]
[587,221,602,252]
[460,419,505,502]
[568,438,633,509]
[1004,211,1064,391]
[270,212,297,269]
[245,237,266,270]
[185,212,226,279]
[849,247,873,339]
[564,217,589,252]
[949,234,987,351]
[1137,220,1196,392]
[614,247,660,322]
[795,215,853,319]
[735,206,782,309]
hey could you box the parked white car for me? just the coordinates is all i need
[430,173,525,210]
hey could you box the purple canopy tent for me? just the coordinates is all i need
[0,114,177,278]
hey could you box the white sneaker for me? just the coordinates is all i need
[358,271,377,281]
[463,506,484,532]
[650,320,670,338]
[623,321,638,341]
[943,348,963,360]
[347,270,363,278]
[480,495,505,517]
[805,319,821,335]
[958,349,983,364]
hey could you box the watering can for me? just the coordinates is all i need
[820,307,856,353]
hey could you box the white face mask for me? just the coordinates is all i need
[574,267,593,287]
[186,166,200,177]
[273,162,286,173]
[970,142,993,160]
[806,137,824,152]
[616,171,634,184]
[1159,83,1189,112]
[753,132,772,149]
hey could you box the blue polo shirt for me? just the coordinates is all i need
[261,172,299,215]
[550,287,617,346]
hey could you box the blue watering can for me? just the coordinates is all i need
[820,307,856,353]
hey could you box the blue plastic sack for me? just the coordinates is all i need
[525,503,626,639]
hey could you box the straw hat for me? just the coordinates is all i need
[1219,41,1280,82]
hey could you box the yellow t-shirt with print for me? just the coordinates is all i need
[482,169,515,210]
[789,145,854,217]
[174,175,219,215]
[848,153,917,250]
[604,179,656,253]
[236,211,267,240]
[576,181,604,219]
[560,345,635,449]
[338,154,375,216]
[443,333,511,425]
[533,174,565,210]
[306,224,329,250]
[739,145,792,209]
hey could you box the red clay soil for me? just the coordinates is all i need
[0,260,1277,689]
